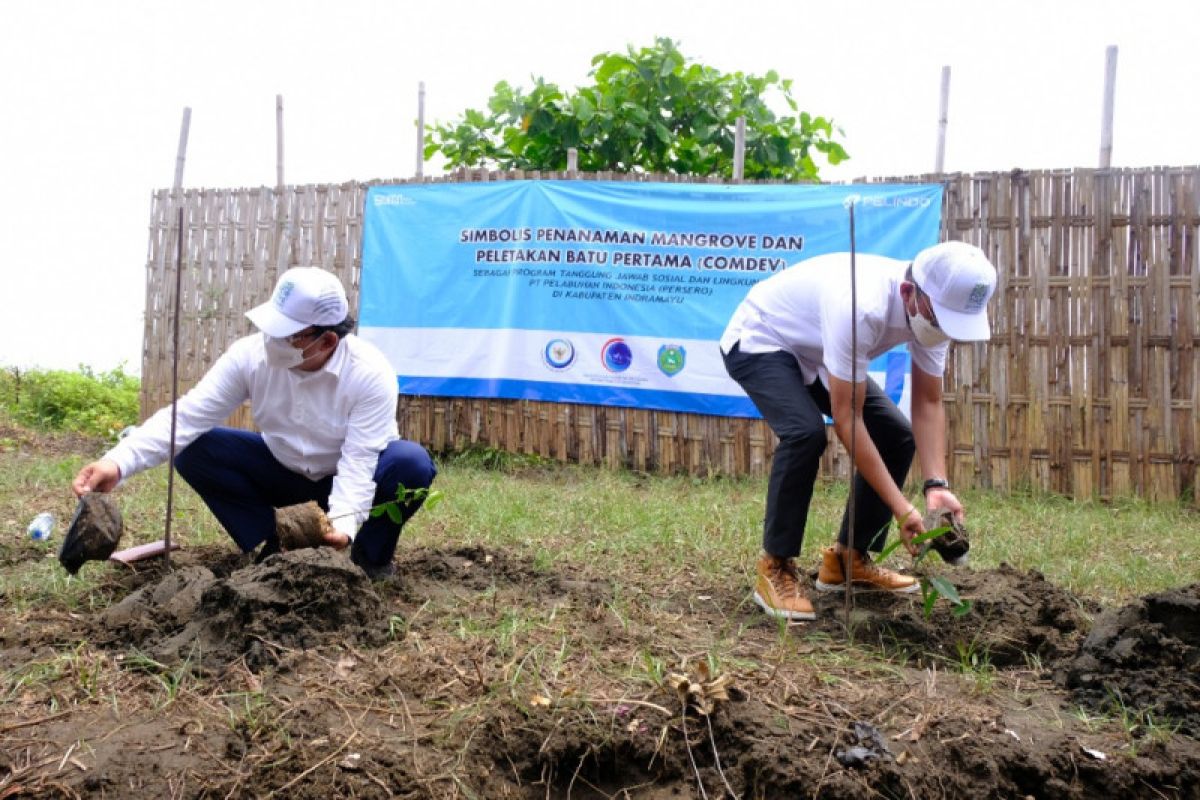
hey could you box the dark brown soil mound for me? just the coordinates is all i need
[1067,583,1200,734]
[809,563,1096,667]
[474,685,1200,799]
[94,548,385,669]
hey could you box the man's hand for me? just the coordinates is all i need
[925,487,965,524]
[896,506,924,557]
[318,513,351,550]
[72,459,121,496]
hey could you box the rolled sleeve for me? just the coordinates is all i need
[326,371,399,540]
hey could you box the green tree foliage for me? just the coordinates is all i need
[426,38,848,181]
[0,365,140,438]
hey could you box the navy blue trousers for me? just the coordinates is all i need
[173,427,437,568]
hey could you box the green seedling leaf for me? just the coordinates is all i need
[952,600,974,617]
[327,481,443,533]
[922,582,938,617]
[879,526,948,562]
[927,575,964,606]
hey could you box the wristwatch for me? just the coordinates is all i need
[922,478,950,494]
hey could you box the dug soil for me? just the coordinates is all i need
[4,541,1200,798]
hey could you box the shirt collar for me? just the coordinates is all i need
[321,335,349,377]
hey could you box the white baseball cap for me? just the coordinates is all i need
[245,267,349,338]
[911,242,997,342]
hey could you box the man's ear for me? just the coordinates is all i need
[301,331,337,359]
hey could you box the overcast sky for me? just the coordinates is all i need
[2,0,1196,373]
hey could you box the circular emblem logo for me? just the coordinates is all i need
[657,344,686,376]
[601,338,633,373]
[542,338,576,371]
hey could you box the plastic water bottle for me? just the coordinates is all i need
[27,512,54,542]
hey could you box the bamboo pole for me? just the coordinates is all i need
[164,106,192,571]
[732,116,746,183]
[173,109,190,189]
[276,94,285,189]
[844,201,858,626]
[935,66,951,174]
[416,81,426,178]
[1099,46,1118,168]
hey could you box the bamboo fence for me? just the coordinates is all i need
[141,167,1200,503]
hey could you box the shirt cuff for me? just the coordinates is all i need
[103,448,136,489]
[331,513,359,542]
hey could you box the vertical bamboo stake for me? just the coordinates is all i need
[275,94,290,284]
[1099,46,1118,168]
[844,202,858,625]
[276,94,285,189]
[935,66,951,174]
[174,110,190,190]
[416,81,426,178]
[732,116,746,183]
[164,106,192,571]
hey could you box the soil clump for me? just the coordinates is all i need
[274,500,333,550]
[1067,583,1200,735]
[58,492,124,574]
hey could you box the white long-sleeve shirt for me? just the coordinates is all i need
[106,333,400,540]
[719,252,949,386]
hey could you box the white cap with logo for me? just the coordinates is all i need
[911,242,997,342]
[245,267,349,338]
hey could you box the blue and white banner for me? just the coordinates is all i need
[360,181,942,417]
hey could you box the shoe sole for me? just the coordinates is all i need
[815,578,920,594]
[753,591,816,621]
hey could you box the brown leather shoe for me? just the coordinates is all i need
[754,554,816,620]
[815,546,919,594]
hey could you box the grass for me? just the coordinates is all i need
[418,457,1200,606]
[3,431,1199,612]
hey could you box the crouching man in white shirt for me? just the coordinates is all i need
[72,267,436,580]
[720,242,996,620]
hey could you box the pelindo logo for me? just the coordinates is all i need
[601,338,633,373]
[843,193,932,209]
[373,194,415,206]
[542,338,576,371]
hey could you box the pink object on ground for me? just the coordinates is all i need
[108,540,181,564]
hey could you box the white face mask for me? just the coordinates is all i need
[263,333,309,369]
[907,307,951,348]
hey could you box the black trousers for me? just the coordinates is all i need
[722,342,915,557]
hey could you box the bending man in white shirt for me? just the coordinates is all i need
[71,267,436,580]
[720,242,997,620]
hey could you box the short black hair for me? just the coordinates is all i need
[904,264,928,298]
[311,315,356,340]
